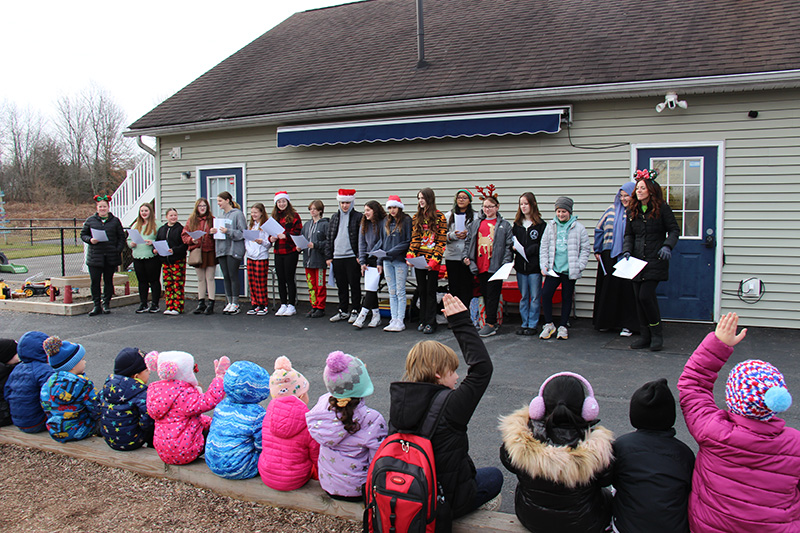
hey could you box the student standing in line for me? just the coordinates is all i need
[406,187,447,334]
[326,189,363,323]
[182,198,218,315]
[269,192,302,317]
[512,192,547,335]
[155,208,187,315]
[245,203,271,316]
[301,200,329,318]
[354,200,386,329]
[209,191,246,315]
[445,189,477,309]
[379,195,412,332]
[128,202,162,313]
[81,194,126,316]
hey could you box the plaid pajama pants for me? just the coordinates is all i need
[247,258,270,308]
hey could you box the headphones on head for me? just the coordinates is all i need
[529,371,599,421]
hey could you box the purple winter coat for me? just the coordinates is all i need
[306,393,387,497]
[678,333,800,532]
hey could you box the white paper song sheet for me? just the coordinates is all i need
[364,266,381,292]
[291,234,310,249]
[213,218,230,240]
[187,230,206,239]
[369,249,387,259]
[613,256,647,279]
[512,236,528,262]
[546,269,560,277]
[126,228,146,244]
[262,217,285,237]
[454,214,466,232]
[488,262,515,282]
[91,228,108,242]
[328,262,336,288]
[407,256,429,269]
[243,229,261,241]
[153,240,172,256]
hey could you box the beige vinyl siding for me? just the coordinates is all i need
[157,88,800,328]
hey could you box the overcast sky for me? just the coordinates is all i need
[1,0,348,127]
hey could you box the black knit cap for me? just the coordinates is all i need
[0,339,17,364]
[629,378,676,430]
[114,347,147,377]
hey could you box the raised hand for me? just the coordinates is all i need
[214,356,231,379]
[442,293,467,317]
[715,312,747,347]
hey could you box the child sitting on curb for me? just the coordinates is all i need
[100,347,154,451]
[40,336,100,442]
[0,339,20,426]
[5,331,53,433]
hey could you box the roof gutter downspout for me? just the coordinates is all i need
[136,136,156,157]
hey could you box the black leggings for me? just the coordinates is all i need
[89,263,117,303]
[133,257,161,305]
[477,272,502,325]
[633,280,661,326]
[415,268,440,327]
[274,252,299,305]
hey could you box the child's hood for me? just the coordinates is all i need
[499,406,614,487]
[103,374,147,404]
[388,381,444,432]
[43,371,93,407]
[146,351,199,389]
[223,361,270,404]
[268,395,310,439]
[17,331,50,364]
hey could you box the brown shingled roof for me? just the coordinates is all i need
[129,0,800,130]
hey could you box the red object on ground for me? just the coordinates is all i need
[64,285,73,304]
[502,280,561,304]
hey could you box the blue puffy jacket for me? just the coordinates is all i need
[40,371,100,442]
[4,331,53,431]
[100,374,153,450]
[205,361,271,479]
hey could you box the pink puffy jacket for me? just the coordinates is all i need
[678,333,800,532]
[258,395,320,491]
[146,378,225,465]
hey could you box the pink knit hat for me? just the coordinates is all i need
[269,355,309,399]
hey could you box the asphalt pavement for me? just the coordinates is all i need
[2,302,798,514]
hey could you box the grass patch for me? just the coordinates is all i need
[2,245,84,260]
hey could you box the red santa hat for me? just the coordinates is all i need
[385,195,405,210]
[274,191,290,205]
[337,189,356,202]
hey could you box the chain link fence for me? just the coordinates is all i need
[0,226,90,281]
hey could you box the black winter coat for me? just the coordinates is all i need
[81,213,125,268]
[389,310,493,522]
[512,221,547,274]
[0,361,14,426]
[622,203,679,282]
[326,209,363,261]
[611,429,695,533]
[155,222,188,265]
[499,410,614,533]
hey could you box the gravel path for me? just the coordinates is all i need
[0,444,360,533]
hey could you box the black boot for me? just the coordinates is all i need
[193,299,207,315]
[102,297,111,314]
[649,323,664,351]
[630,325,651,349]
[89,300,103,316]
[204,300,215,315]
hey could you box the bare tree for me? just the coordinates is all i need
[0,104,51,202]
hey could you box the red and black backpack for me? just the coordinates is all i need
[363,389,450,533]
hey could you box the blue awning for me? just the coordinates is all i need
[277,107,569,147]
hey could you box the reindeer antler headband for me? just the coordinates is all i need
[475,184,498,201]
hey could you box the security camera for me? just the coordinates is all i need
[655,92,688,112]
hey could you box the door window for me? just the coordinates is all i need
[651,158,702,239]
[207,175,237,218]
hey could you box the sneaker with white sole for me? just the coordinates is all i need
[330,311,349,322]
[478,494,502,512]
[348,310,359,323]
[368,310,381,328]
[222,303,233,314]
[275,304,288,316]
[285,304,296,316]
[256,307,268,316]
[478,324,498,337]
[619,328,633,337]
[353,308,369,328]
[557,326,569,340]
[246,307,259,315]
[163,309,180,315]
[539,323,556,339]
[228,304,241,315]
[383,320,400,332]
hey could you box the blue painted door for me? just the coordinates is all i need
[636,147,718,321]
[198,167,246,297]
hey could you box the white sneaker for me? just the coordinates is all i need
[276,304,288,316]
[348,310,359,323]
[384,320,399,332]
[222,303,233,314]
[330,311,349,322]
[163,309,179,315]
[557,326,569,340]
[353,308,369,328]
[368,309,381,328]
[539,323,556,339]
[620,328,633,337]
[246,307,259,315]
[228,304,241,315]
[256,307,268,316]
[285,304,296,316]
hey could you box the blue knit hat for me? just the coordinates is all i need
[323,351,374,399]
[725,359,792,421]
[43,336,86,372]
[223,361,271,404]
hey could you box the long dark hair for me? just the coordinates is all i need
[327,396,362,434]
[385,207,410,236]
[272,199,298,225]
[413,188,438,232]
[360,200,386,233]
[514,192,543,226]
[217,191,240,209]
[448,191,475,225]
[186,198,213,231]
[628,179,664,220]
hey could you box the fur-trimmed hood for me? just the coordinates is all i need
[499,406,614,488]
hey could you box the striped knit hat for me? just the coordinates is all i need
[725,359,792,421]
[43,336,86,372]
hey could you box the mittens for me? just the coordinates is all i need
[214,356,231,379]
[658,246,672,260]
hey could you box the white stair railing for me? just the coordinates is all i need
[110,154,156,226]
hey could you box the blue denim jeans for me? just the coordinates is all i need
[470,467,504,511]
[516,272,542,328]
[383,259,408,322]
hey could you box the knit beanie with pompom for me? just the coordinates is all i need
[43,335,85,372]
[323,351,374,399]
[725,359,792,421]
[269,356,309,399]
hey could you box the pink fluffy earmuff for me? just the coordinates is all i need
[529,371,600,421]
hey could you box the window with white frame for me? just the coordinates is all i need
[651,158,702,238]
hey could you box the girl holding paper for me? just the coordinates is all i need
[182,198,217,315]
[269,191,302,317]
[245,203,271,315]
[353,200,386,329]
[622,170,680,351]
[155,208,187,315]
[445,189,477,310]
[81,194,126,316]
[128,202,162,313]
[380,195,412,332]
[210,191,247,315]
[462,192,513,338]
[512,192,547,335]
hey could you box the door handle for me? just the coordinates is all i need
[704,230,716,249]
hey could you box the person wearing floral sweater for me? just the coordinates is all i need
[145,351,229,465]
